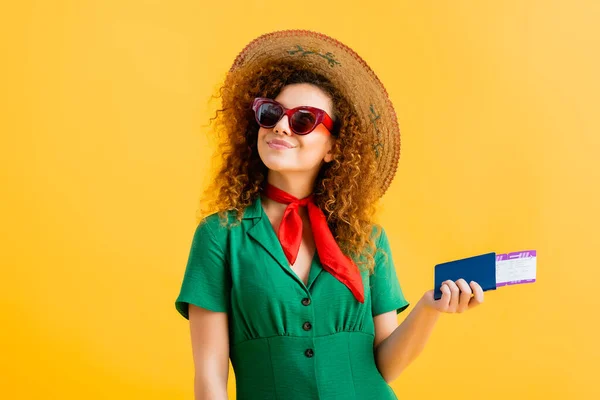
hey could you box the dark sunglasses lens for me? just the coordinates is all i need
[290,109,317,134]
[257,102,282,127]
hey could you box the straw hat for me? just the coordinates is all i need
[227,29,401,198]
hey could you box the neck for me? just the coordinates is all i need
[265,172,314,199]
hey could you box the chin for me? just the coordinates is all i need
[258,146,291,169]
[260,158,295,172]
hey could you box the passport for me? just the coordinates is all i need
[433,250,537,300]
[434,252,497,300]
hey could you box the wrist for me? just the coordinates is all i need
[418,295,442,316]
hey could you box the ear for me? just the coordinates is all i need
[323,137,335,163]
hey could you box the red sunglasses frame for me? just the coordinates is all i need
[251,97,335,135]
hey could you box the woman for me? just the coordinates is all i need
[175,30,484,400]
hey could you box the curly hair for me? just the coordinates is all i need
[196,58,386,274]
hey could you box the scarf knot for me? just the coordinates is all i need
[263,182,365,303]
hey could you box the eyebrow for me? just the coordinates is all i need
[274,99,297,109]
[276,99,330,113]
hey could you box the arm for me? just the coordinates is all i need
[374,279,484,382]
[373,296,441,383]
[189,304,230,400]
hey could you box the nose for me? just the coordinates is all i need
[273,114,292,136]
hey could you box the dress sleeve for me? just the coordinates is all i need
[174,215,231,319]
[370,226,410,317]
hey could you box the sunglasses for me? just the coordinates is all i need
[251,97,335,135]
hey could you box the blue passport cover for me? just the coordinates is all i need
[434,252,497,300]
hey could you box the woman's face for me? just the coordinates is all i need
[256,83,335,178]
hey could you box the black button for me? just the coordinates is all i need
[301,298,311,306]
[305,348,314,358]
[303,321,312,331]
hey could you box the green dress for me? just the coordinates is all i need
[175,195,410,400]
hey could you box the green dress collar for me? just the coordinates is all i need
[243,194,324,290]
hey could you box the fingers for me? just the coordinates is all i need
[455,279,472,313]
[439,282,451,309]
[468,281,484,309]
[438,279,484,313]
[442,280,460,312]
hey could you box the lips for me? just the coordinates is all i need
[267,139,294,149]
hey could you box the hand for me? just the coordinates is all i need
[421,279,484,313]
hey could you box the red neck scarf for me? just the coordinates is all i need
[263,182,365,303]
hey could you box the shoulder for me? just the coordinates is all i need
[193,196,260,243]
[198,211,231,230]
[194,203,252,241]
[369,223,387,248]
[368,223,394,267]
[192,211,233,249]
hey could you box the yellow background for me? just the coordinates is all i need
[2,1,598,399]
